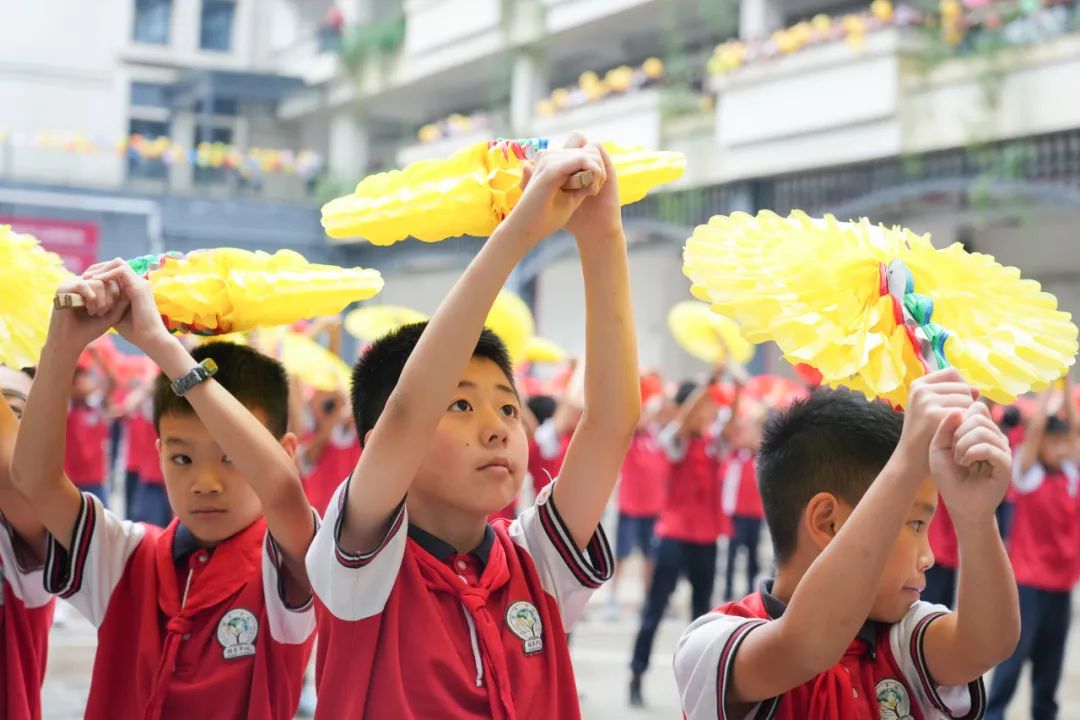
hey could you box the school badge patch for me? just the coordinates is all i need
[877,678,914,720]
[217,608,258,660]
[505,601,544,655]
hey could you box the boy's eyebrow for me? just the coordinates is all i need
[164,437,191,447]
[457,380,519,397]
[915,501,937,516]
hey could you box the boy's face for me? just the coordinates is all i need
[0,367,31,419]
[1038,432,1071,472]
[837,476,938,623]
[411,356,527,517]
[688,398,718,436]
[157,408,296,546]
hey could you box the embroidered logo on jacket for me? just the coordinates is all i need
[876,678,914,720]
[217,608,258,659]
[505,601,544,655]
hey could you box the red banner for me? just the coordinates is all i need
[0,215,100,273]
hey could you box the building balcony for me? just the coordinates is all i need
[707,19,1080,185]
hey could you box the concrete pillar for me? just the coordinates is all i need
[327,107,370,180]
[739,0,783,40]
[510,47,547,135]
[170,110,196,191]
[175,0,202,53]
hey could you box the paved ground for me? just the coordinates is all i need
[40,553,1080,719]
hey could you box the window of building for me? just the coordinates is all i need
[127,119,170,181]
[131,82,170,109]
[132,0,172,45]
[200,0,236,52]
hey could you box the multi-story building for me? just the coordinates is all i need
[4,0,1079,378]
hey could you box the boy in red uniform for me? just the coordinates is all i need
[305,136,638,718]
[12,266,319,720]
[609,386,669,614]
[986,385,1078,720]
[675,377,1020,720]
[126,381,173,527]
[0,367,54,720]
[298,390,361,516]
[629,374,729,707]
[720,402,765,602]
[64,356,111,506]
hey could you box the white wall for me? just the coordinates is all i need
[0,0,129,185]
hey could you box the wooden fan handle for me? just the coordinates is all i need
[561,170,595,191]
[53,293,86,310]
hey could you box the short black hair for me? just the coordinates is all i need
[527,395,557,425]
[1000,405,1022,430]
[351,322,515,446]
[757,387,903,565]
[153,342,289,438]
[674,381,698,406]
[1046,415,1070,435]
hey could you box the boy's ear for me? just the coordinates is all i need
[804,492,850,552]
[279,432,299,459]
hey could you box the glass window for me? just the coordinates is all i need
[200,0,236,52]
[130,82,169,109]
[132,0,172,45]
[127,119,170,181]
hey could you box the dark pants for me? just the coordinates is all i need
[996,500,1013,541]
[923,564,957,609]
[630,537,717,675]
[986,585,1072,720]
[724,516,762,601]
[124,470,140,519]
[131,482,173,528]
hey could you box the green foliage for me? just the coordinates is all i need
[339,12,406,75]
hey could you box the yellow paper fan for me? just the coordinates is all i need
[524,336,567,365]
[344,305,429,343]
[321,139,685,244]
[0,225,74,368]
[683,210,1078,406]
[141,248,384,335]
[485,290,535,367]
[667,301,754,366]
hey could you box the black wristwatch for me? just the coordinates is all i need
[170,359,219,397]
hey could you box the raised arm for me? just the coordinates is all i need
[722,371,976,708]
[11,279,128,549]
[551,144,640,550]
[338,139,607,554]
[1017,389,1051,474]
[923,403,1020,684]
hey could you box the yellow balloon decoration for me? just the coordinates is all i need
[321,139,685,244]
[667,301,755,366]
[344,305,429,343]
[524,336,567,365]
[135,249,384,335]
[485,290,535,367]
[0,225,74,368]
[683,211,1079,406]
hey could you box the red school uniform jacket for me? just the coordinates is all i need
[655,424,727,543]
[618,429,667,518]
[719,448,763,521]
[928,497,959,571]
[1007,460,1080,591]
[306,479,614,719]
[1,518,55,720]
[43,494,318,720]
[673,582,986,720]
[64,402,109,487]
[127,400,164,484]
